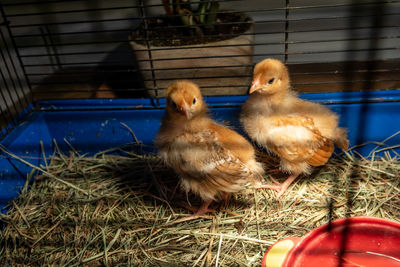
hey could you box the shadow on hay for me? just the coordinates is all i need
[328,1,386,267]
[87,147,254,213]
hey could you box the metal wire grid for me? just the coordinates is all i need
[0,0,399,136]
[0,14,31,140]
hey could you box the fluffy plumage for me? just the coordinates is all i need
[155,80,264,214]
[240,58,349,198]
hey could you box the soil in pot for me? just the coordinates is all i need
[130,12,254,97]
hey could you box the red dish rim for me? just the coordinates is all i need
[283,216,400,267]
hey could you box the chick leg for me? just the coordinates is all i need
[265,169,285,186]
[173,200,215,224]
[219,193,242,216]
[259,173,299,199]
[181,199,215,215]
[222,192,230,207]
[196,200,215,215]
[268,176,283,186]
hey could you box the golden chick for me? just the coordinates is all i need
[155,80,265,215]
[240,58,349,198]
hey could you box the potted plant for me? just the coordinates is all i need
[130,0,254,97]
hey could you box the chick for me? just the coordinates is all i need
[155,80,264,215]
[240,58,349,198]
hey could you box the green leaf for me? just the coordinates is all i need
[205,1,219,26]
[197,1,209,24]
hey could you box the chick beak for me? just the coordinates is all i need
[178,103,192,119]
[249,74,262,94]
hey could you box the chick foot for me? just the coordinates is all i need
[259,174,299,199]
[181,200,215,216]
[171,200,215,224]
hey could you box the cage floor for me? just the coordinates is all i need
[0,149,399,266]
[1,92,400,213]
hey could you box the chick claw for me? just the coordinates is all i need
[169,201,214,224]
[258,174,299,199]
[181,200,215,216]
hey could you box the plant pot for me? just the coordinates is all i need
[129,14,254,97]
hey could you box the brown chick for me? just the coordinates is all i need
[240,58,349,198]
[155,80,264,215]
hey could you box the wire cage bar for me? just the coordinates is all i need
[0,0,399,137]
[0,7,32,140]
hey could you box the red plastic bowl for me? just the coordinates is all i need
[263,217,400,267]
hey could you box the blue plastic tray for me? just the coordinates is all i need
[1,90,400,211]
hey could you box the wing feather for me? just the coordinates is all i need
[165,130,258,200]
[266,115,333,165]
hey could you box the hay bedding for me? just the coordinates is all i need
[0,145,399,266]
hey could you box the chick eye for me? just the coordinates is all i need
[268,78,275,84]
[192,98,196,105]
[171,100,177,110]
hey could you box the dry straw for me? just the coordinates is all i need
[0,140,399,266]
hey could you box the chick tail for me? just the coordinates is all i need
[306,139,334,166]
[334,127,349,151]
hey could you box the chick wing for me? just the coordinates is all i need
[265,115,334,167]
[163,129,258,201]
